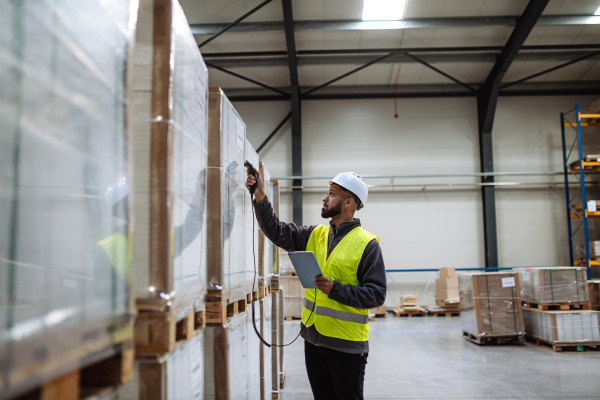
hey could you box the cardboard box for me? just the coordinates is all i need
[439,267,456,279]
[459,272,525,339]
[400,295,418,307]
[436,287,459,300]
[373,305,387,315]
[436,276,459,290]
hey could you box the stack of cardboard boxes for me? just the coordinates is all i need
[436,267,460,309]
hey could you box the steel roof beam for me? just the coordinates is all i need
[191,15,600,34]
[204,51,600,68]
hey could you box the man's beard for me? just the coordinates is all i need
[321,201,343,219]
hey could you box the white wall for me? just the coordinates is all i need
[233,95,599,307]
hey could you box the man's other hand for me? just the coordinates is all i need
[246,167,266,203]
[314,275,334,296]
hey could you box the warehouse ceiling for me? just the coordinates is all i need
[180,0,600,100]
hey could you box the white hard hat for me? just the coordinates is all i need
[105,178,129,208]
[330,172,368,210]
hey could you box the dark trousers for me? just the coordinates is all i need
[304,341,368,400]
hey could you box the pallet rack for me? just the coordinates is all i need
[560,103,600,279]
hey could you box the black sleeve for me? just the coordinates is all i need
[327,239,386,309]
[253,196,317,252]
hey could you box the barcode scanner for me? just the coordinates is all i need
[245,160,257,195]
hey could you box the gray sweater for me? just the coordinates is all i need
[253,196,386,354]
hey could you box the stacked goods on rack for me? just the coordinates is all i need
[246,141,261,297]
[121,334,204,399]
[576,241,600,260]
[568,155,600,171]
[459,272,525,344]
[205,313,250,400]
[280,267,304,319]
[0,0,135,398]
[393,295,426,316]
[436,267,461,309]
[518,267,588,309]
[589,282,600,310]
[523,308,600,351]
[270,180,282,292]
[205,87,253,324]
[124,0,209,398]
[257,162,273,297]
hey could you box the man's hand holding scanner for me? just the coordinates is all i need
[314,275,334,296]
[246,165,266,203]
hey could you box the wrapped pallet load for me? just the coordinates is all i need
[257,162,274,295]
[130,0,208,351]
[0,0,134,397]
[205,87,251,324]
[204,313,249,400]
[260,295,273,400]
[459,272,525,344]
[121,332,204,400]
[519,267,588,307]
[245,141,260,296]
[523,308,600,351]
[247,305,261,400]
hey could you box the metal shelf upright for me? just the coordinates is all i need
[560,102,600,279]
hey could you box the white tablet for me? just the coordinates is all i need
[288,251,323,289]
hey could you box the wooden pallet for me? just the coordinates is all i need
[9,341,133,400]
[463,331,525,345]
[526,336,600,352]
[135,308,206,355]
[522,301,589,311]
[429,309,461,317]
[392,308,426,317]
[284,316,302,321]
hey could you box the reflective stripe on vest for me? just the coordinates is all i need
[97,232,130,283]
[301,225,379,342]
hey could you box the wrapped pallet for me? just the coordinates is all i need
[280,274,304,319]
[204,313,249,400]
[121,332,204,400]
[523,308,600,350]
[589,281,600,311]
[247,305,261,400]
[245,141,260,295]
[260,296,273,400]
[271,180,281,291]
[271,292,280,395]
[459,272,525,344]
[257,162,273,293]
[206,88,249,310]
[130,0,208,327]
[0,0,134,397]
[519,267,587,306]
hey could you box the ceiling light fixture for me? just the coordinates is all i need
[362,0,407,21]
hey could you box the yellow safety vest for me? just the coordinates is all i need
[301,225,379,342]
[97,232,130,283]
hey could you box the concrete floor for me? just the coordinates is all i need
[280,315,600,400]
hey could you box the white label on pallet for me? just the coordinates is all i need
[502,277,516,288]
[522,271,530,281]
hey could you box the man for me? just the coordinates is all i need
[246,169,386,400]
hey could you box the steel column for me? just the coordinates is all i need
[560,112,574,266]
[476,0,549,269]
[281,0,302,225]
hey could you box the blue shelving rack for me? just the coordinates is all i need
[560,102,600,280]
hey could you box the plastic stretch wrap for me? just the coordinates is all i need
[121,332,204,400]
[271,180,281,287]
[523,308,600,343]
[206,88,249,303]
[588,281,600,311]
[245,141,260,295]
[277,289,284,381]
[270,293,279,394]
[260,295,272,400]
[0,0,133,396]
[258,162,273,289]
[130,0,208,318]
[280,276,304,319]
[459,273,525,338]
[204,312,249,400]
[247,305,261,400]
[279,248,295,276]
[518,267,587,304]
